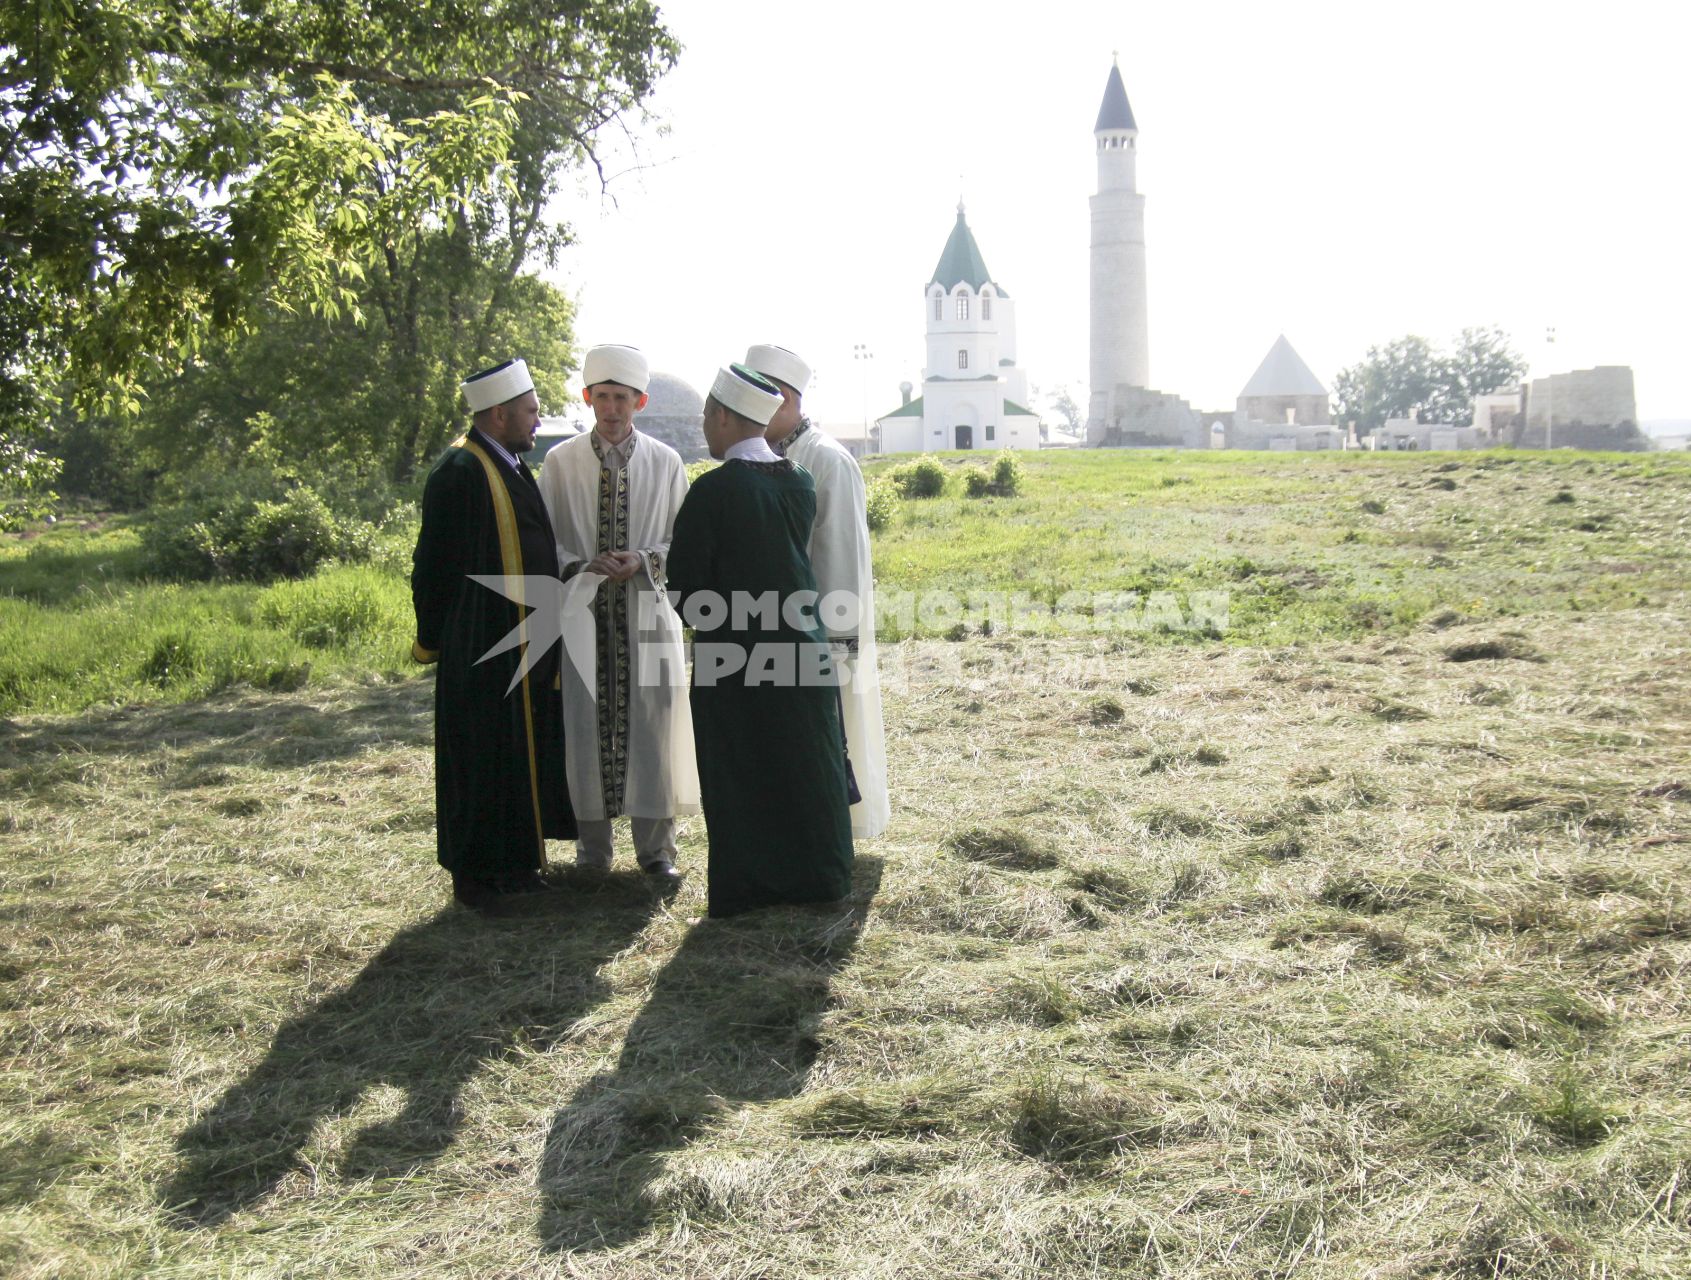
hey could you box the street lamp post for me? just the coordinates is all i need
[853,343,874,453]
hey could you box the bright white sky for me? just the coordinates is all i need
[548,0,1690,430]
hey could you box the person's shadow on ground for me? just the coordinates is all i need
[535,855,882,1253]
[162,874,667,1227]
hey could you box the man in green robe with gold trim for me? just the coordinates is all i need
[412,358,575,909]
[666,364,855,917]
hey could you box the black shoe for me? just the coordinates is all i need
[641,860,682,882]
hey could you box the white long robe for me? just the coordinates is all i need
[539,429,699,821]
[785,426,890,838]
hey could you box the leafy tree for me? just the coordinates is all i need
[2,0,678,509]
[1037,385,1084,438]
[0,435,60,528]
[1332,327,1526,431]
[1331,335,1442,432]
[109,238,579,493]
[1441,326,1530,425]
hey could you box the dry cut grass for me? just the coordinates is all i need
[4,452,1691,1277]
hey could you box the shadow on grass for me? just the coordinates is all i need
[161,874,668,1227]
[536,855,882,1253]
[0,680,432,788]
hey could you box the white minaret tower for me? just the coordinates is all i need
[1087,56,1149,434]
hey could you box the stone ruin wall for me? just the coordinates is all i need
[1516,366,1643,450]
[1087,384,1204,448]
[1237,393,1333,427]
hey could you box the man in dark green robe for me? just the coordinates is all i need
[665,364,854,917]
[412,358,574,908]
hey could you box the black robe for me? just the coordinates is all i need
[666,458,854,917]
[411,428,574,880]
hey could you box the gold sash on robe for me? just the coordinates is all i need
[457,436,546,866]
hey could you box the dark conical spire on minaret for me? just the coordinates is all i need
[1094,56,1137,132]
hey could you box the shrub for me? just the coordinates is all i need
[961,450,1025,499]
[140,469,379,583]
[685,459,718,485]
[864,477,896,532]
[889,455,946,499]
[990,449,1024,496]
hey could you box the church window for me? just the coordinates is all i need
[933,298,941,321]
[986,424,996,441]
[957,349,968,370]
[982,295,992,320]
[955,295,969,321]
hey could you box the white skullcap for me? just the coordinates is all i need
[581,344,650,393]
[461,358,534,412]
[744,344,811,395]
[710,364,784,426]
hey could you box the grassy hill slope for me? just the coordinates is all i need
[3,449,1690,1277]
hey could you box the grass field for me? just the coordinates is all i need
[3,448,1690,1276]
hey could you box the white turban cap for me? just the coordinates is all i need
[461,358,533,412]
[710,364,784,426]
[582,344,650,393]
[744,344,811,396]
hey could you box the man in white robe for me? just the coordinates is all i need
[747,343,890,838]
[539,344,697,877]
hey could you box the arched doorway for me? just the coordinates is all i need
[954,424,973,450]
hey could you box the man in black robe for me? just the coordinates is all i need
[412,358,574,909]
[666,364,854,917]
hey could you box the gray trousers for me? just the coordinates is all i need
[575,817,677,870]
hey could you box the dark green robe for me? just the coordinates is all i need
[666,459,854,917]
[411,428,574,881]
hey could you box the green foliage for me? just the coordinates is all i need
[137,627,309,695]
[40,410,151,510]
[889,455,947,498]
[0,586,305,714]
[963,450,1025,498]
[2,0,678,481]
[0,513,147,603]
[138,468,379,582]
[256,569,410,650]
[6,448,1690,713]
[76,262,581,498]
[0,436,62,531]
[863,477,897,532]
[0,559,416,714]
[1332,327,1527,431]
[860,447,1691,644]
[685,459,719,486]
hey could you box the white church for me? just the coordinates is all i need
[871,58,1404,455]
[875,204,1041,453]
